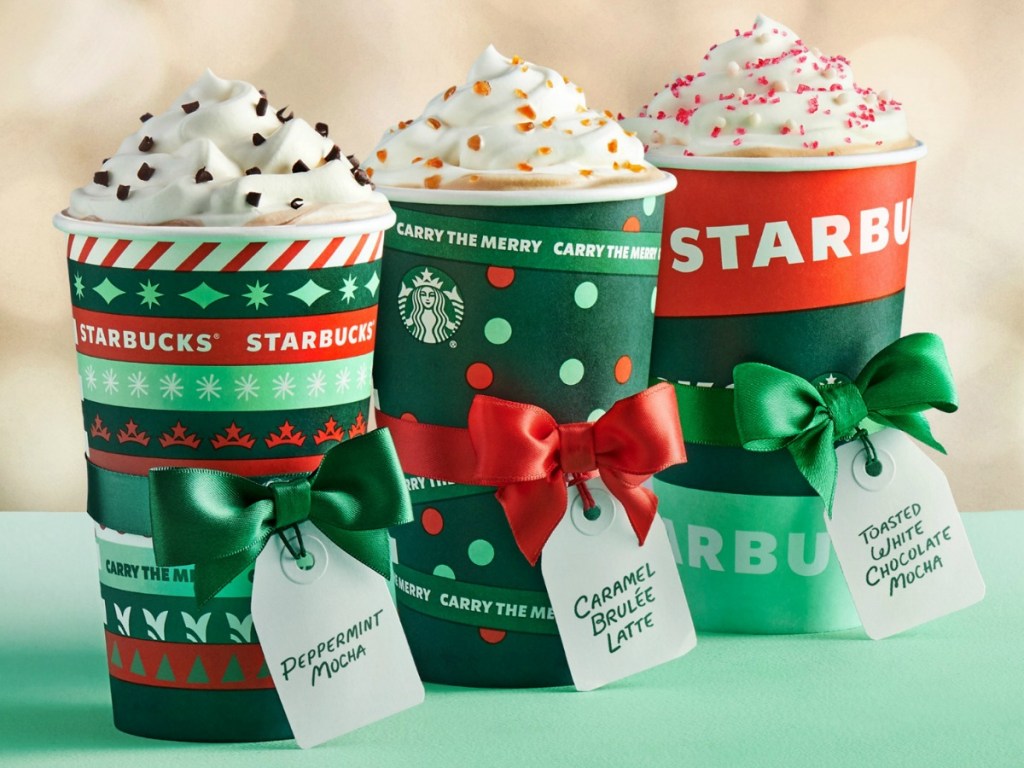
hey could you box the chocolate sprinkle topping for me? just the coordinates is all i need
[93,171,110,187]
[140,112,153,123]
[346,154,360,169]
[255,97,268,117]
[194,166,213,183]
[289,197,304,209]
[292,159,309,173]
[137,162,154,181]
[138,136,154,152]
[325,145,342,162]
[244,166,261,175]
[245,191,262,207]
[181,100,200,114]
[116,184,130,200]
[252,132,266,146]
[315,122,329,137]
[352,168,372,187]
[276,106,293,123]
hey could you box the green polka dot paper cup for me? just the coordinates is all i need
[373,175,675,687]
[647,145,925,634]
[55,210,394,741]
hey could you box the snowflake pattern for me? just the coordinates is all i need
[102,368,119,394]
[335,367,351,393]
[306,370,326,397]
[272,372,296,400]
[340,275,358,303]
[196,374,222,401]
[356,364,369,388]
[234,374,260,401]
[83,365,97,391]
[159,373,184,400]
[128,371,148,398]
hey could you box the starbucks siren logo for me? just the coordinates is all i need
[398,266,464,344]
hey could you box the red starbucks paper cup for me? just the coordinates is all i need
[647,144,925,633]
[55,210,393,741]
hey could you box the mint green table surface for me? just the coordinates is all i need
[1,511,1021,768]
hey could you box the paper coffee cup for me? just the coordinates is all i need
[647,144,926,633]
[374,174,675,687]
[55,210,394,741]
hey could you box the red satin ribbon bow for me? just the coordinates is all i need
[468,383,686,564]
[377,382,686,565]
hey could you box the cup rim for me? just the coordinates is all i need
[376,170,677,207]
[52,210,397,240]
[646,140,926,173]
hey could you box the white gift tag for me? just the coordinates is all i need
[541,479,697,691]
[251,521,424,748]
[826,429,985,640]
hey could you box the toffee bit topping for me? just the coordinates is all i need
[467,174,480,183]
[472,80,491,96]
[116,184,130,200]
[579,169,593,177]
[516,121,534,132]
[467,134,482,151]
[517,162,533,172]
[255,97,269,116]
[93,170,110,187]
[607,139,618,153]
[292,159,309,173]
[315,122,329,137]
[194,166,213,183]
[411,156,423,163]
[546,79,554,88]
[537,146,552,155]
[245,191,261,206]
[424,175,442,189]
[137,162,154,181]
[346,154,360,169]
[139,112,153,122]
[290,197,304,209]
[181,101,200,114]
[138,136,154,152]
[514,88,528,99]
[325,145,342,162]
[425,157,443,168]
[541,117,555,128]
[252,132,266,146]
[516,105,536,120]
[376,149,388,162]
[426,117,442,129]
[397,120,412,130]
[510,55,523,65]
[352,168,372,186]
[443,85,457,101]
[244,166,261,175]
[365,167,374,179]
[276,106,293,123]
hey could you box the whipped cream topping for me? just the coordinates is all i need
[68,71,390,226]
[365,45,659,189]
[622,15,912,157]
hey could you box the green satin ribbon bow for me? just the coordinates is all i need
[149,428,412,605]
[733,333,958,513]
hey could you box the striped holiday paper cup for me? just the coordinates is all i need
[373,175,675,687]
[55,210,394,741]
[647,144,926,633]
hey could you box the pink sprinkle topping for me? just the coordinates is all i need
[780,125,792,135]
[797,84,811,94]
[675,107,695,124]
[736,127,747,135]
[732,138,743,146]
[757,76,769,86]
[808,97,819,114]
[710,126,722,138]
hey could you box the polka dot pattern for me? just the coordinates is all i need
[484,317,512,345]
[479,628,506,644]
[433,564,456,579]
[622,216,641,232]
[559,358,584,386]
[574,282,598,309]
[466,362,494,390]
[587,408,606,422]
[614,355,632,384]
[467,539,495,566]
[421,507,444,536]
[486,266,515,288]
[642,196,657,216]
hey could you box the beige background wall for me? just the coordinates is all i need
[1,0,1020,512]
